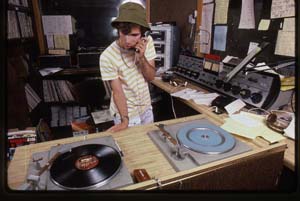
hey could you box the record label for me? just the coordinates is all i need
[75,155,99,171]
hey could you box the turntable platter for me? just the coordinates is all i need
[50,144,122,190]
[176,123,236,154]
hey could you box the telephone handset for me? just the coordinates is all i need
[131,31,151,52]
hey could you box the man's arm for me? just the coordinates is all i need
[107,78,129,132]
[137,57,156,81]
[135,38,156,81]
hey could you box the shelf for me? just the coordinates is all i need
[8,38,35,46]
[44,68,100,78]
[8,4,32,13]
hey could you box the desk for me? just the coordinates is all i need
[151,77,295,172]
[8,113,286,190]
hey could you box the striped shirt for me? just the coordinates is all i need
[99,36,157,118]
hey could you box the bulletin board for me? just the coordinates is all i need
[210,0,295,64]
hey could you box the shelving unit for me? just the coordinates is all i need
[7,0,39,129]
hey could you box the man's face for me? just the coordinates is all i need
[119,26,141,49]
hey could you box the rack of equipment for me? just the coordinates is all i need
[172,54,292,110]
[150,23,180,71]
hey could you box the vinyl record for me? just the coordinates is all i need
[50,144,122,190]
[176,123,236,154]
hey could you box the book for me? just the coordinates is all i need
[7,128,37,160]
[7,10,20,39]
[48,49,67,55]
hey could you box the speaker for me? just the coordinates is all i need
[39,55,71,68]
[77,52,101,68]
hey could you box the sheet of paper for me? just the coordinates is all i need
[284,115,295,139]
[221,118,286,143]
[193,93,219,106]
[91,109,113,124]
[275,30,295,57]
[283,17,295,31]
[39,67,63,76]
[221,112,286,143]
[224,99,246,116]
[214,0,230,24]
[54,35,70,50]
[258,19,270,31]
[238,0,255,29]
[42,15,75,35]
[247,42,259,54]
[230,114,262,128]
[249,62,279,75]
[271,0,295,19]
[213,26,227,51]
[222,55,238,63]
[171,88,198,100]
[46,35,54,49]
[200,1,214,54]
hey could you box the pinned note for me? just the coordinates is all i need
[258,19,270,31]
[238,0,255,29]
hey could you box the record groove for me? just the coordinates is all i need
[50,144,121,190]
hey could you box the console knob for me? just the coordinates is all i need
[215,79,224,89]
[240,89,251,99]
[223,83,232,92]
[251,92,263,104]
[231,85,241,95]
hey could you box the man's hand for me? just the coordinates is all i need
[107,120,129,132]
[135,37,148,59]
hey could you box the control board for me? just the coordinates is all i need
[172,55,282,109]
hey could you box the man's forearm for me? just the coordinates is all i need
[138,56,155,81]
[113,90,129,121]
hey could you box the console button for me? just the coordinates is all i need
[240,89,251,99]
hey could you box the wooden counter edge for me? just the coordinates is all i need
[120,140,287,190]
[7,113,289,190]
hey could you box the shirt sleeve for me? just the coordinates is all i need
[145,35,157,61]
[99,53,118,81]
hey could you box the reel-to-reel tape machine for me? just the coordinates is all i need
[148,119,252,172]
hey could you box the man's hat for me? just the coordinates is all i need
[111,2,150,30]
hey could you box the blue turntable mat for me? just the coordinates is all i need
[177,123,236,154]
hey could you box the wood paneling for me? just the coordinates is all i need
[149,0,197,48]
[32,0,46,55]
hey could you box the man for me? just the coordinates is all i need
[100,2,157,132]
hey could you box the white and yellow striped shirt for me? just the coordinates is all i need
[99,36,156,118]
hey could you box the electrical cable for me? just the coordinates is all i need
[170,94,177,119]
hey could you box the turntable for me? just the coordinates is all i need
[148,119,252,171]
[23,136,134,190]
